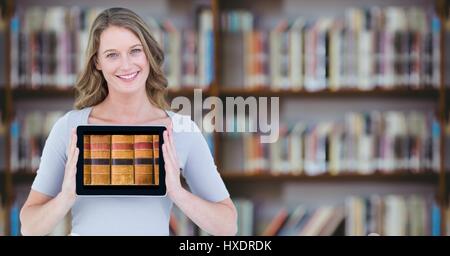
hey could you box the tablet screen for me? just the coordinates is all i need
[76,125,166,196]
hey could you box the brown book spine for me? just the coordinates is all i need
[111,135,135,185]
[83,135,91,185]
[153,135,160,185]
[90,135,111,185]
[134,135,153,185]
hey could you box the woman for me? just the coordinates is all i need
[19,7,237,236]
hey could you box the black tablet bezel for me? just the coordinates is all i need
[76,125,166,196]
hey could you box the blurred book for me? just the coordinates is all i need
[10,6,212,89]
[346,194,440,236]
[0,111,6,170]
[10,110,64,172]
[222,111,440,175]
[235,198,254,236]
[0,18,5,86]
[0,194,5,236]
[221,7,441,90]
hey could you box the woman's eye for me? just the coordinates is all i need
[106,52,119,58]
[131,48,142,54]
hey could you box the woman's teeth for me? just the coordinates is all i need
[117,71,138,80]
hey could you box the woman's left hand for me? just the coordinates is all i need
[162,124,183,199]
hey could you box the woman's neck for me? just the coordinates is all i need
[93,90,165,124]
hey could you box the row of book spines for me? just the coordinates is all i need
[221,7,440,30]
[145,197,450,236]
[228,112,441,174]
[9,35,212,89]
[345,195,442,236]
[10,29,213,88]
[84,167,160,185]
[8,7,213,88]
[221,6,444,89]
[252,194,443,236]
[238,134,440,174]
[224,29,441,89]
[83,135,159,185]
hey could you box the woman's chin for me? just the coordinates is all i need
[110,86,144,96]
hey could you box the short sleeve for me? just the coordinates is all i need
[182,122,230,203]
[31,114,69,197]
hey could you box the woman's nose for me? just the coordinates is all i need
[120,55,133,70]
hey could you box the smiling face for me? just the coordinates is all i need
[95,25,150,96]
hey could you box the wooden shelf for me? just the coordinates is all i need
[167,87,212,97]
[3,86,441,99]
[11,171,36,184]
[1,170,442,185]
[0,171,36,184]
[8,86,212,99]
[219,87,440,98]
[12,86,75,99]
[221,171,441,183]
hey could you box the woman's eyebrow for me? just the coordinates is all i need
[129,44,143,49]
[103,49,117,54]
[102,44,142,54]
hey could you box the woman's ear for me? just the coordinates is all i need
[94,56,102,71]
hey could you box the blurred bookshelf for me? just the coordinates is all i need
[219,87,441,98]
[0,86,212,99]
[221,171,442,183]
[1,0,450,236]
[0,170,444,184]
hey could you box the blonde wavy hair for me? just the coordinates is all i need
[74,7,168,110]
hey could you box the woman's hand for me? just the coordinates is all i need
[59,128,79,206]
[162,125,183,199]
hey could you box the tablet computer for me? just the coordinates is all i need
[76,125,166,196]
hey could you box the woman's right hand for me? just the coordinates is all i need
[59,128,79,206]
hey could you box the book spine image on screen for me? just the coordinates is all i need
[83,135,91,185]
[89,135,111,185]
[84,134,159,186]
[111,135,135,185]
[153,135,159,186]
[134,135,154,185]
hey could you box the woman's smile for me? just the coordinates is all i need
[116,71,140,82]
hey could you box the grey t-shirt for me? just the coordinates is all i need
[31,107,230,235]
